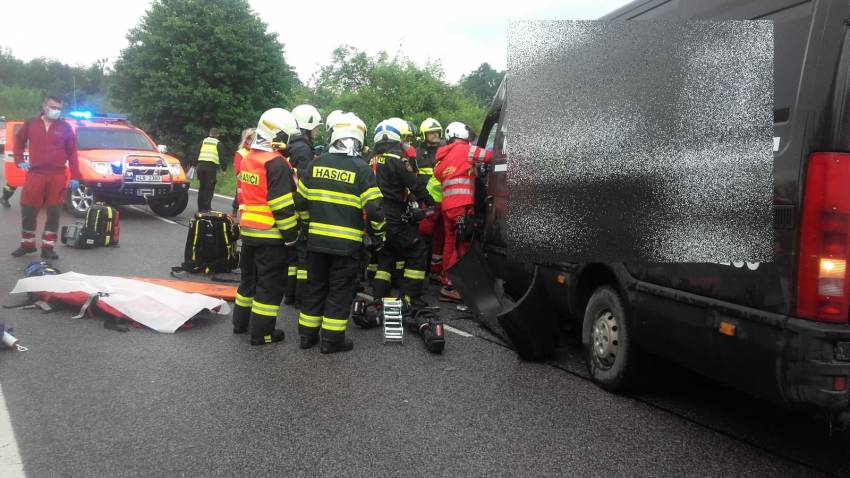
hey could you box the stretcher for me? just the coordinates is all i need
[127,277,237,302]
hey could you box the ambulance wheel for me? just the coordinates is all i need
[148,191,189,217]
[65,182,94,218]
[582,286,644,393]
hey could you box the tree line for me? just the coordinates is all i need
[0,0,504,166]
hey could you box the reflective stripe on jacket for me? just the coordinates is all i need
[432,142,491,210]
[239,150,281,239]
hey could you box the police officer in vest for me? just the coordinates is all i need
[195,127,226,213]
[285,104,323,307]
[232,109,301,345]
[295,112,385,353]
[371,117,434,308]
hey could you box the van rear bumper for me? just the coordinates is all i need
[629,281,849,415]
[782,318,850,412]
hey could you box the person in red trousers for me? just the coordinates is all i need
[428,122,491,302]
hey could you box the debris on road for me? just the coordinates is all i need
[0,323,27,351]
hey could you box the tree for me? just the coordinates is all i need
[459,62,504,107]
[0,83,44,119]
[0,48,109,114]
[304,46,486,141]
[110,0,296,162]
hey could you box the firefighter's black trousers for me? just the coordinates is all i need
[233,243,292,337]
[298,251,360,342]
[372,220,428,301]
[285,235,308,305]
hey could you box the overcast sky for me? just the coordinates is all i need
[0,0,632,84]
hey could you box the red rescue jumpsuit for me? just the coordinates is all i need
[432,141,491,271]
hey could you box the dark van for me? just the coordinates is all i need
[463,0,850,424]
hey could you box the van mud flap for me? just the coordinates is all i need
[447,246,558,361]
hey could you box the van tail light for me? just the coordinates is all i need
[797,152,850,323]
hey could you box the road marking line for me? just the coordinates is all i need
[443,325,472,337]
[129,206,178,225]
[0,383,26,477]
[189,188,234,201]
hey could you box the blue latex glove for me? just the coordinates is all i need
[69,179,80,190]
[18,162,29,171]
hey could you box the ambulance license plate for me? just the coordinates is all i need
[135,174,161,182]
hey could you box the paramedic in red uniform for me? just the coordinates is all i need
[428,122,491,302]
[11,96,81,260]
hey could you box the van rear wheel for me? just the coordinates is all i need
[582,286,644,392]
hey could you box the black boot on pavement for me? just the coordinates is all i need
[299,334,319,349]
[320,335,354,354]
[250,329,285,346]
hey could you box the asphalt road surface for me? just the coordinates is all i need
[0,184,848,477]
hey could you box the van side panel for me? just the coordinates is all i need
[613,1,850,319]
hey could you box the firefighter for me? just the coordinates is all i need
[428,121,492,302]
[195,127,226,213]
[231,108,300,346]
[285,104,323,307]
[231,128,256,216]
[390,120,419,287]
[295,112,385,353]
[371,117,434,308]
[323,110,344,146]
[289,104,323,170]
[416,117,445,283]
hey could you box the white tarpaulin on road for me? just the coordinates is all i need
[10,272,230,333]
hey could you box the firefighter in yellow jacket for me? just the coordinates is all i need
[232,108,301,345]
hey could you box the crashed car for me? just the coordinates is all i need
[3,111,189,217]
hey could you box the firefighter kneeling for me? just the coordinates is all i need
[232,108,301,346]
[295,113,385,354]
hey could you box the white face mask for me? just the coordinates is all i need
[45,108,62,120]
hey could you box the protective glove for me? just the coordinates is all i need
[402,207,435,223]
[69,179,80,190]
[18,162,29,171]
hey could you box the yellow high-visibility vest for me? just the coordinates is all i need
[197,137,220,164]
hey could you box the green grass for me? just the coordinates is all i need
[189,168,237,197]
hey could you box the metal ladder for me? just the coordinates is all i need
[382,298,404,344]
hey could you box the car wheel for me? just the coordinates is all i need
[65,183,94,218]
[148,190,189,217]
[582,286,644,392]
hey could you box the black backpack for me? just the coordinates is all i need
[85,203,120,246]
[61,203,120,248]
[179,211,239,274]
